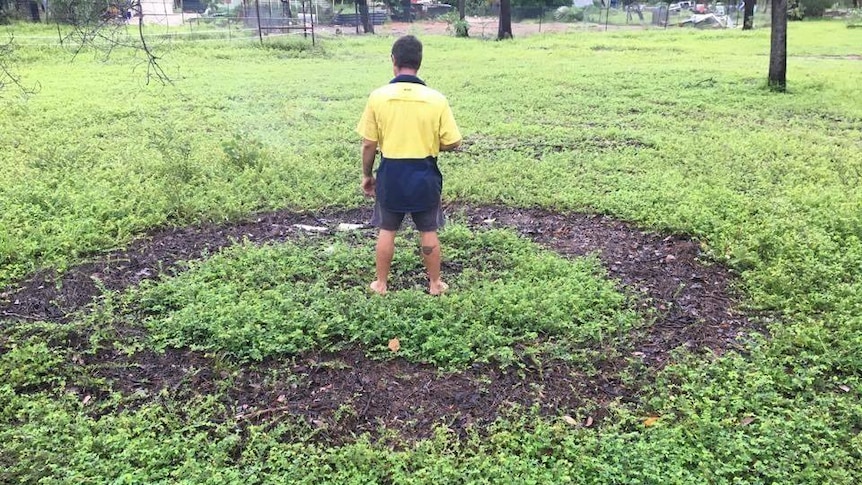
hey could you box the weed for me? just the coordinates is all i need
[128,226,639,368]
[2,21,861,483]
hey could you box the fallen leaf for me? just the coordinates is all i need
[276,394,286,403]
[562,415,578,426]
[388,338,401,353]
[643,416,660,427]
[585,416,594,427]
[82,395,91,405]
[739,417,755,426]
[838,384,851,393]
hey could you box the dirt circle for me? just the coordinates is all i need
[0,204,757,443]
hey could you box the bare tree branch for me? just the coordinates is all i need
[133,4,169,85]
[53,0,172,85]
[0,35,40,96]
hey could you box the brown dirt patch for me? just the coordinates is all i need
[1,204,757,443]
[84,347,609,445]
[462,206,753,367]
[322,19,636,39]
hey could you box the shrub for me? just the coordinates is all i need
[443,12,471,37]
[799,0,837,18]
[554,6,585,22]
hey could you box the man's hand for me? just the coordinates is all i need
[361,175,376,197]
[360,138,378,197]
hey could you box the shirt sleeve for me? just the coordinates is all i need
[439,100,461,146]
[356,97,378,142]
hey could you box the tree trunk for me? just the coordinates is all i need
[742,0,755,29]
[498,0,513,40]
[768,0,787,91]
[28,0,40,22]
[402,0,412,21]
[358,0,373,34]
[458,0,465,20]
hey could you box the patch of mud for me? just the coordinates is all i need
[461,206,753,367]
[1,204,758,444]
[0,209,362,323]
[84,347,610,445]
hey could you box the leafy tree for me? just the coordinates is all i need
[799,0,836,17]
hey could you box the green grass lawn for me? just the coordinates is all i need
[1,20,861,483]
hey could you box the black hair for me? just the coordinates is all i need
[391,35,423,70]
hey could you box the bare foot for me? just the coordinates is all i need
[429,281,448,296]
[369,280,387,295]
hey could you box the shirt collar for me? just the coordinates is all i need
[389,74,426,86]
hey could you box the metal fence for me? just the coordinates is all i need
[462,3,773,32]
[176,3,775,38]
[5,1,779,46]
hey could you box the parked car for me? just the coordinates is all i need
[668,1,694,12]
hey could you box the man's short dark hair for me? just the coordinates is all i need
[391,35,423,70]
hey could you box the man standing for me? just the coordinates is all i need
[356,35,462,296]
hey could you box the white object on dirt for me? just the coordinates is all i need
[336,223,365,231]
[293,224,329,233]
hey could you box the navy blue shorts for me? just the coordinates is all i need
[371,201,445,232]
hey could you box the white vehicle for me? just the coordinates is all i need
[668,1,694,12]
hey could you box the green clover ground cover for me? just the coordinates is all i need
[1,20,861,483]
[131,226,638,366]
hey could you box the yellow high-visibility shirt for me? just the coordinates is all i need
[356,75,461,212]
[357,76,461,158]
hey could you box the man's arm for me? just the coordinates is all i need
[360,138,378,197]
[361,138,378,176]
[439,100,462,153]
[440,140,461,152]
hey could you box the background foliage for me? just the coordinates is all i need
[1,20,861,483]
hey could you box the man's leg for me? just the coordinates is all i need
[371,229,396,295]
[419,231,447,295]
[370,201,404,295]
[413,203,447,295]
